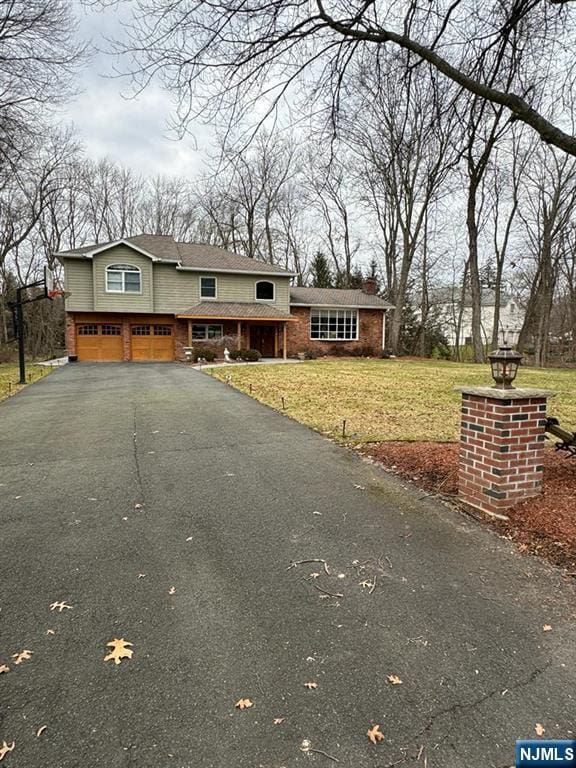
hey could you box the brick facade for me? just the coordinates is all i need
[285,307,384,357]
[458,388,554,516]
[67,308,385,360]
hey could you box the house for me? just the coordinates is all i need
[57,235,393,362]
[429,286,525,347]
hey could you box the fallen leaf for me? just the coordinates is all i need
[387,674,403,685]
[50,601,72,612]
[0,741,15,761]
[168,586,176,595]
[304,682,318,689]
[518,543,529,553]
[0,665,9,674]
[543,625,552,632]
[104,638,133,665]
[312,511,322,516]
[134,503,143,510]
[138,574,146,579]
[273,717,285,725]
[353,484,366,490]
[46,630,55,636]
[122,517,128,521]
[12,650,32,665]
[309,572,320,579]
[235,698,253,710]
[360,580,374,589]
[367,724,384,744]
[36,726,47,738]
[535,723,545,737]
[185,536,193,541]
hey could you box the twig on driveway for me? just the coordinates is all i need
[287,559,331,576]
[306,581,344,599]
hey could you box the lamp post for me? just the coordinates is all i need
[487,345,523,389]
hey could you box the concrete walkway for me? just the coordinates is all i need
[0,363,574,767]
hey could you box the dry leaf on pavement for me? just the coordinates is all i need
[273,718,285,725]
[535,723,545,736]
[387,674,403,685]
[304,682,318,689]
[0,665,9,674]
[0,741,15,761]
[134,503,143,510]
[168,586,176,595]
[235,698,254,710]
[543,625,552,632]
[367,724,384,744]
[12,650,32,665]
[50,601,72,612]
[36,726,47,738]
[104,638,133,665]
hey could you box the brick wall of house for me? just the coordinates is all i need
[286,307,384,356]
[459,392,549,515]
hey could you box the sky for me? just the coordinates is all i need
[63,3,214,179]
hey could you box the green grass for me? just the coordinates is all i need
[212,359,576,442]
[0,364,51,402]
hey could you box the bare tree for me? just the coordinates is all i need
[97,0,576,156]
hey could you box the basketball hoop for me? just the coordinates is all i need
[44,265,66,299]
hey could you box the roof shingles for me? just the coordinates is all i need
[290,287,393,309]
[176,301,296,320]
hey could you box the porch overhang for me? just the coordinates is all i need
[175,301,297,322]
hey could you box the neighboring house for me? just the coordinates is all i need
[429,286,525,347]
[57,235,393,362]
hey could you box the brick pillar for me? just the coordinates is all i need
[65,314,76,357]
[457,387,555,517]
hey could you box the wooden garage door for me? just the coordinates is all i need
[76,324,123,361]
[131,324,174,361]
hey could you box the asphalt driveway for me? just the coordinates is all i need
[0,363,574,767]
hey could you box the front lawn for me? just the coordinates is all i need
[211,359,576,442]
[0,364,51,402]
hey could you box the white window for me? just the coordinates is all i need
[192,324,223,340]
[106,264,141,293]
[200,276,217,299]
[255,280,275,301]
[310,308,358,340]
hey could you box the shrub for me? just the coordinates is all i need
[350,344,376,357]
[230,348,262,362]
[192,347,217,362]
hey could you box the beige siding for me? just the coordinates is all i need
[153,268,291,313]
[64,245,291,315]
[93,246,153,313]
[64,259,94,311]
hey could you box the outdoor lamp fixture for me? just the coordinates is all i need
[488,345,523,389]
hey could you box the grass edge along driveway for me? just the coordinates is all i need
[0,364,51,402]
[211,359,576,443]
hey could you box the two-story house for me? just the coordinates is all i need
[57,234,392,362]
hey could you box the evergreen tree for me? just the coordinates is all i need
[309,251,333,288]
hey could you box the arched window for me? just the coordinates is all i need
[255,280,275,301]
[106,264,141,293]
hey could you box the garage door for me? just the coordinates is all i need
[76,324,123,361]
[131,324,174,361]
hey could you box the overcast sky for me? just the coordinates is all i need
[63,3,214,179]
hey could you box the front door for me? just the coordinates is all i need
[250,325,276,357]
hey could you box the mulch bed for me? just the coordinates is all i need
[359,441,576,572]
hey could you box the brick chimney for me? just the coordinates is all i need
[362,276,378,295]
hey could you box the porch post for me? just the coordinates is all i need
[187,319,192,347]
[274,325,279,357]
[237,321,242,350]
[283,323,287,360]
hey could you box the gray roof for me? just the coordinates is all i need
[428,286,512,307]
[290,287,393,309]
[176,302,296,320]
[56,234,296,276]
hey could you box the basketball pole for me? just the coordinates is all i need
[9,277,52,385]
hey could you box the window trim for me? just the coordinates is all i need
[254,280,275,302]
[191,323,224,341]
[199,276,218,300]
[105,264,142,294]
[309,307,359,342]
